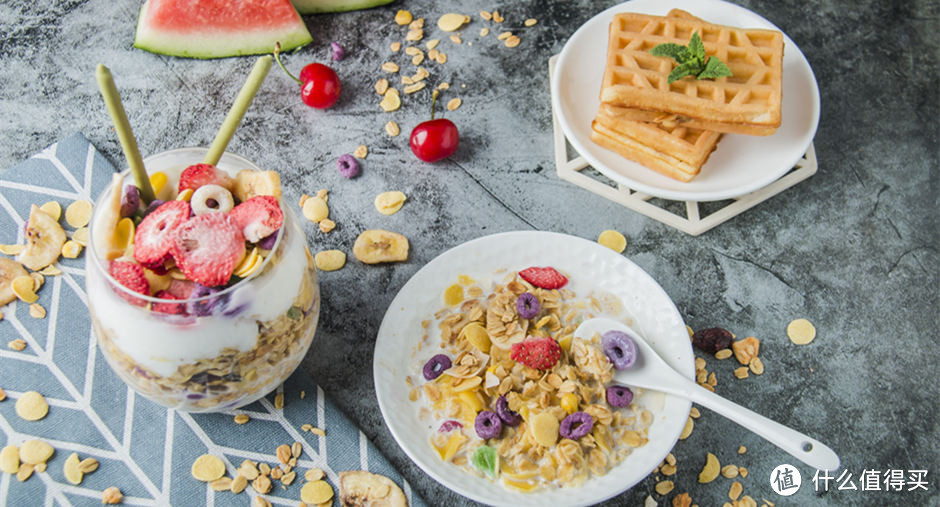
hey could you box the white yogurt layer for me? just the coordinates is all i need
[86,150,306,377]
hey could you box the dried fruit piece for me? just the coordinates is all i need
[374,191,407,215]
[353,229,409,264]
[787,318,816,344]
[0,259,30,305]
[17,204,67,270]
[530,412,559,447]
[178,164,235,193]
[64,200,93,228]
[133,200,190,268]
[511,337,562,370]
[109,261,150,297]
[691,327,733,354]
[698,452,720,483]
[15,391,49,421]
[229,195,283,243]
[233,170,282,203]
[460,323,491,353]
[191,454,226,482]
[338,471,407,507]
[171,213,246,287]
[518,266,567,289]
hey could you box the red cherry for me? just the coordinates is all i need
[299,63,341,109]
[410,119,459,162]
[273,43,341,110]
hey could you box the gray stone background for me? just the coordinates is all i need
[1,0,937,505]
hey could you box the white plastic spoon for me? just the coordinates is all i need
[575,317,840,471]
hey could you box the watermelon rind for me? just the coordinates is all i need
[291,0,395,14]
[133,0,313,59]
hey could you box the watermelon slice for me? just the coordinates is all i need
[291,0,394,14]
[134,0,313,59]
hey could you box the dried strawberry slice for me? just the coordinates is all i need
[519,266,568,289]
[133,200,191,269]
[170,213,246,288]
[178,163,235,193]
[228,195,283,243]
[108,260,149,306]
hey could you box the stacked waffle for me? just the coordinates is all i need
[591,9,784,182]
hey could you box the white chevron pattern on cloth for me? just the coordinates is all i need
[0,134,419,507]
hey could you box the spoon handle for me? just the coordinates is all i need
[658,371,840,471]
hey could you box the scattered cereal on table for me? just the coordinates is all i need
[374,191,407,216]
[353,145,368,159]
[394,9,412,25]
[597,229,627,253]
[385,121,401,137]
[8,339,26,351]
[698,452,720,483]
[234,414,250,424]
[101,486,123,504]
[318,219,336,234]
[315,250,346,272]
[525,18,538,27]
[65,200,93,228]
[446,97,462,111]
[15,391,49,421]
[191,454,226,482]
[787,318,816,344]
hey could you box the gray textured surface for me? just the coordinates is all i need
[1,0,937,506]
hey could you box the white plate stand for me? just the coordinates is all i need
[549,55,818,236]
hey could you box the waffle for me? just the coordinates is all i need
[590,107,721,182]
[599,11,784,135]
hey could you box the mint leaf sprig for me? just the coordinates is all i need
[650,32,733,84]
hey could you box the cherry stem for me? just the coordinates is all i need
[430,89,440,120]
[273,42,302,85]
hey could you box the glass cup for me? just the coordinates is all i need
[86,148,319,412]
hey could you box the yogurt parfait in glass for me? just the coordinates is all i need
[86,148,319,412]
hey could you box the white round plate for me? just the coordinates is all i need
[551,0,820,202]
[374,231,693,506]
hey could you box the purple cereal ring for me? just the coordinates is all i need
[606,384,634,408]
[337,154,360,179]
[474,410,503,439]
[331,41,345,61]
[602,330,637,369]
[422,354,451,380]
[515,292,540,319]
[559,411,594,440]
[495,395,522,427]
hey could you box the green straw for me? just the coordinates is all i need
[95,64,156,204]
[203,56,273,166]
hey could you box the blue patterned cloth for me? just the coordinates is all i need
[0,133,423,506]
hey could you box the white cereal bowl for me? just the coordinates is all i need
[374,231,694,506]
